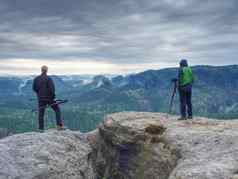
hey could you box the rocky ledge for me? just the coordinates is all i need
[0,130,95,179]
[95,112,238,179]
[1,112,238,179]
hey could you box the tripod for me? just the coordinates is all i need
[168,79,178,114]
[31,99,68,130]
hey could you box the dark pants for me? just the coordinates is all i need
[38,100,62,130]
[179,86,192,118]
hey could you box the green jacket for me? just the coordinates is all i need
[179,67,194,86]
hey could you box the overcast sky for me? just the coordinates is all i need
[0,0,237,75]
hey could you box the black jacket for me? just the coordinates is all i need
[33,74,55,101]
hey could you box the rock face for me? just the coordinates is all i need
[94,112,238,179]
[1,112,238,179]
[0,130,95,179]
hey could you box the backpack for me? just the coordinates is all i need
[180,67,194,86]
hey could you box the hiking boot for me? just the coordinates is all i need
[38,129,44,133]
[57,125,67,131]
[178,117,187,121]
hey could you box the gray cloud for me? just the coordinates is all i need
[0,0,237,74]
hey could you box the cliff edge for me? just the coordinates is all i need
[0,130,95,179]
[1,112,238,179]
[94,112,238,179]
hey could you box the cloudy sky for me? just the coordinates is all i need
[0,0,237,75]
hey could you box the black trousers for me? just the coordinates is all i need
[38,100,62,130]
[179,88,192,118]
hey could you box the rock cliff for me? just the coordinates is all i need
[94,112,238,179]
[1,112,238,179]
[0,130,95,179]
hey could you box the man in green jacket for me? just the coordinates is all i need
[178,59,194,120]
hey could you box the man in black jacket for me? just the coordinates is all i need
[33,66,64,131]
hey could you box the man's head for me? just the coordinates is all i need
[41,65,48,74]
[179,59,188,67]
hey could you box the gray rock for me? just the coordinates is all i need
[0,130,96,179]
[1,112,238,179]
[95,112,238,179]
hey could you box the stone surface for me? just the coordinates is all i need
[1,112,238,179]
[95,112,238,179]
[0,130,95,179]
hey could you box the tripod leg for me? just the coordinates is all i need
[168,82,177,116]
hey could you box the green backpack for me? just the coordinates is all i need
[180,67,194,86]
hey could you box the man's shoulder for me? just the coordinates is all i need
[47,75,53,81]
[33,75,41,81]
[182,66,192,72]
[34,74,51,81]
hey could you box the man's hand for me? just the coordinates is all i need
[171,78,178,83]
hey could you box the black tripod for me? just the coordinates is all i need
[31,99,68,130]
[168,79,178,114]
[31,99,68,113]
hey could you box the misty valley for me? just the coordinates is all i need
[0,65,238,137]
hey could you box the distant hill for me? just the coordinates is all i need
[71,65,238,118]
[0,65,237,134]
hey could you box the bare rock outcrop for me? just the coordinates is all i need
[0,130,95,179]
[1,112,238,179]
[93,112,238,179]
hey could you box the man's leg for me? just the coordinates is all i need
[50,102,63,127]
[186,90,193,118]
[179,89,187,119]
[38,101,46,130]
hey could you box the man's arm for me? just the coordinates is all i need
[48,77,56,99]
[178,68,182,87]
[32,78,38,93]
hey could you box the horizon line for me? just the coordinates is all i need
[0,64,237,77]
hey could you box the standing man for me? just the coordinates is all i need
[178,59,194,120]
[33,66,65,131]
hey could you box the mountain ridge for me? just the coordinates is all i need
[0,65,238,135]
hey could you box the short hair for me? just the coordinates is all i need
[41,65,48,73]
